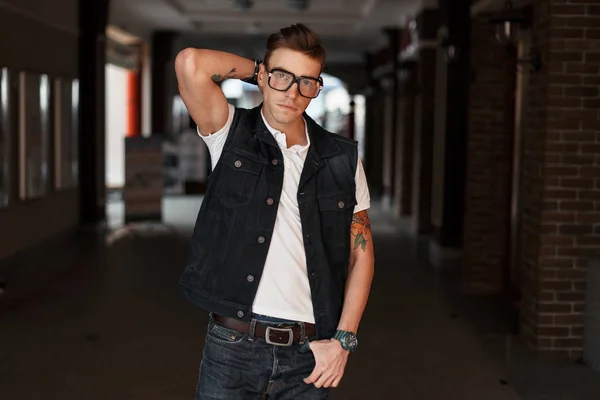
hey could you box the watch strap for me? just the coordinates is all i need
[241,59,262,85]
[332,329,358,352]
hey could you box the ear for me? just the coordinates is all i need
[257,63,266,88]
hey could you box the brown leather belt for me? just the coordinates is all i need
[214,314,315,346]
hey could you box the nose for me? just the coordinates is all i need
[285,81,299,99]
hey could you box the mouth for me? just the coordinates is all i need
[278,104,297,111]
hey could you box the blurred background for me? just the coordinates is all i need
[1,0,600,399]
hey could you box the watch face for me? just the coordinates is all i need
[345,333,358,350]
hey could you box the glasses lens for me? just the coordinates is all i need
[270,70,294,91]
[298,79,320,98]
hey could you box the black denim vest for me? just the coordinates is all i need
[179,104,358,339]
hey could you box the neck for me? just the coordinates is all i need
[261,107,307,146]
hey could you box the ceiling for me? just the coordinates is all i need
[109,0,431,64]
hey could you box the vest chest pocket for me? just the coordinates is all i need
[317,192,357,244]
[214,151,262,207]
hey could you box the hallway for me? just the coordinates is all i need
[0,199,599,399]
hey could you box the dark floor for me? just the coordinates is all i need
[1,197,599,399]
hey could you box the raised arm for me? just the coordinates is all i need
[174,49,256,135]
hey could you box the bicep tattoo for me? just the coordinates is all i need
[351,210,371,252]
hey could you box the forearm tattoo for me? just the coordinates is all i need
[351,210,371,252]
[212,67,237,83]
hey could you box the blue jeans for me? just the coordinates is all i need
[195,315,329,400]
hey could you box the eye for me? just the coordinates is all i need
[276,72,289,79]
[300,79,312,87]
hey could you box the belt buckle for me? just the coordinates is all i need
[265,326,294,347]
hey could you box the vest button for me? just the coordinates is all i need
[271,159,279,166]
[258,236,266,244]
[338,201,345,208]
[237,310,245,318]
[266,198,274,205]
[234,160,242,168]
[247,275,255,283]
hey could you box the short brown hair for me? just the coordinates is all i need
[264,23,326,73]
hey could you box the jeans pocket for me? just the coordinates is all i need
[298,339,313,355]
[207,320,246,345]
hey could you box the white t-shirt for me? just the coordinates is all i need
[199,104,370,323]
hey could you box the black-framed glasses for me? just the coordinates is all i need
[267,68,323,99]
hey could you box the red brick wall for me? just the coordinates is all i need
[463,16,515,294]
[519,0,600,360]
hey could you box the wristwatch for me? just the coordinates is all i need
[332,330,358,352]
[241,59,262,85]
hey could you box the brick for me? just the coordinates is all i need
[585,52,600,63]
[565,39,600,51]
[581,166,600,176]
[550,51,583,62]
[559,224,594,234]
[560,178,594,188]
[589,5,600,15]
[562,132,596,142]
[564,86,598,97]
[537,326,571,336]
[548,61,566,74]
[540,291,556,301]
[553,338,584,348]
[540,257,575,268]
[545,167,579,176]
[551,27,585,38]
[581,144,600,153]
[542,200,560,210]
[549,15,567,27]
[541,279,573,290]
[555,314,584,325]
[548,74,582,85]
[566,63,599,73]
[546,142,579,153]
[543,223,559,234]
[582,120,600,130]
[566,17,600,28]
[583,76,600,86]
[550,40,567,51]
[557,247,582,257]
[576,213,600,225]
[560,155,594,166]
[537,339,553,348]
[571,326,584,336]
[556,269,587,280]
[587,29,600,39]
[557,292,585,302]
[575,236,599,247]
[583,99,600,108]
[542,212,576,222]
[580,190,600,200]
[550,5,587,14]
[540,235,575,245]
[560,201,595,212]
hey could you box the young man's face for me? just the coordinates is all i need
[258,48,322,127]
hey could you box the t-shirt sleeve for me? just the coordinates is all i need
[197,103,236,170]
[354,157,371,214]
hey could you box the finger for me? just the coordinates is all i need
[331,375,343,388]
[323,375,337,388]
[314,372,331,389]
[303,366,322,384]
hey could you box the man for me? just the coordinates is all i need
[175,23,374,400]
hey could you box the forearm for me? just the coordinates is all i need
[336,251,374,333]
[175,48,255,84]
